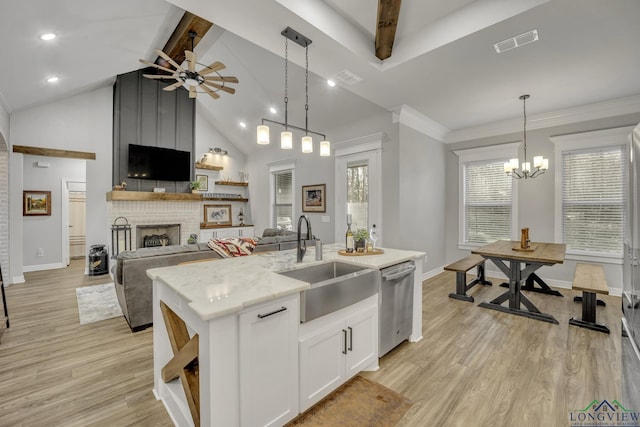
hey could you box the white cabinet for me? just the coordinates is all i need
[239,295,299,427]
[200,226,255,242]
[298,295,378,411]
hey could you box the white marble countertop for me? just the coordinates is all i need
[147,243,426,321]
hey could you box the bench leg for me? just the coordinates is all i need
[573,295,606,306]
[569,291,610,334]
[449,272,475,302]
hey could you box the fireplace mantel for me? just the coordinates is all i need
[106,191,202,202]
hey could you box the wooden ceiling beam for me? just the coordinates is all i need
[159,12,213,67]
[375,0,402,60]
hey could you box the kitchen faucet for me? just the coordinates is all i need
[297,215,313,263]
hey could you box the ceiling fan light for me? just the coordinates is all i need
[281,131,293,149]
[320,140,331,156]
[302,136,313,153]
[257,125,270,145]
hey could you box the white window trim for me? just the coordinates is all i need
[268,160,296,230]
[334,133,383,245]
[454,142,520,250]
[551,126,633,263]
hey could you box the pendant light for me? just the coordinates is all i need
[504,94,549,179]
[256,27,331,156]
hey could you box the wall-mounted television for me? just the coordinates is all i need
[127,144,191,182]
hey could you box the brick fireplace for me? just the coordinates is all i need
[106,192,201,253]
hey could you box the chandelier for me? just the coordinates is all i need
[504,94,548,179]
[256,27,331,156]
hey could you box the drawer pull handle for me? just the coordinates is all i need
[257,306,287,319]
[342,329,348,354]
[348,326,353,351]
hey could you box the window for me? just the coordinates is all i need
[552,126,632,259]
[455,143,519,248]
[347,162,368,231]
[463,160,513,244]
[269,161,295,230]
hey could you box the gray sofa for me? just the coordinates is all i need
[114,229,310,331]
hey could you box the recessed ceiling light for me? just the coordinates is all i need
[269,107,277,114]
[239,121,247,128]
[327,80,336,87]
[46,76,59,83]
[40,33,56,41]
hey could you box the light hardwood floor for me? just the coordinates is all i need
[0,261,622,426]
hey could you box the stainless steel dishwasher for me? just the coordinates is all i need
[379,260,416,357]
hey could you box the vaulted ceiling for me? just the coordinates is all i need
[1,0,640,153]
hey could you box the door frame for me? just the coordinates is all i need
[61,178,86,266]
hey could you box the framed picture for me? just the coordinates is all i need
[195,174,208,191]
[204,204,232,226]
[23,190,51,216]
[302,184,326,213]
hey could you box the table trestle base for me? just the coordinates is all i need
[448,263,492,303]
[499,272,563,297]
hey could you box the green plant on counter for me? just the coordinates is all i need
[354,228,369,241]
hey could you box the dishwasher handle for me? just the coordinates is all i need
[382,264,416,281]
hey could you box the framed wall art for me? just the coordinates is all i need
[195,174,209,191]
[23,190,51,216]
[302,184,326,213]
[204,204,232,226]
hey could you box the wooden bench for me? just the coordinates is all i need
[444,254,492,302]
[569,263,610,334]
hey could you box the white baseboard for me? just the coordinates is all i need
[9,275,25,285]
[422,266,444,281]
[23,262,66,273]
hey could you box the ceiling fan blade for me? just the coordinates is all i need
[163,81,184,92]
[203,81,235,95]
[139,59,175,74]
[201,85,221,100]
[185,50,196,72]
[204,76,239,84]
[189,86,197,98]
[199,61,226,76]
[154,49,184,72]
[143,74,178,80]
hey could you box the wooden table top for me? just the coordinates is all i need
[472,240,566,265]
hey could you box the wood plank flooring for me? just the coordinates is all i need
[0,262,623,426]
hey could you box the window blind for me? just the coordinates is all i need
[464,160,512,244]
[273,170,293,230]
[562,146,625,254]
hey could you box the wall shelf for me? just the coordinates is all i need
[214,181,248,187]
[106,191,202,202]
[195,163,223,171]
[202,197,249,202]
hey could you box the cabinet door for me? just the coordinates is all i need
[239,295,299,427]
[299,320,346,411]
[238,226,255,238]
[199,229,214,242]
[345,304,378,379]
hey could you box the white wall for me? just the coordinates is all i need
[444,113,640,294]
[22,156,85,270]
[0,99,9,284]
[398,125,446,274]
[9,86,113,281]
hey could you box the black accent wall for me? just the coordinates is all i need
[112,69,196,192]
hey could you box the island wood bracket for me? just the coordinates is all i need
[160,301,200,427]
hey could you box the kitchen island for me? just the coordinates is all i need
[147,243,425,427]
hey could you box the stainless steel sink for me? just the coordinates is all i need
[278,261,378,322]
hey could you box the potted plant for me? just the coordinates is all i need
[189,180,203,193]
[354,228,369,252]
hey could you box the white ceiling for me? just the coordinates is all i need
[2,0,640,153]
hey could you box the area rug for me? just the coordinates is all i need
[75,283,122,325]
[286,375,412,427]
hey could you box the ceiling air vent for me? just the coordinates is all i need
[334,69,363,85]
[494,29,539,54]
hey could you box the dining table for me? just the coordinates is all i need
[471,240,566,324]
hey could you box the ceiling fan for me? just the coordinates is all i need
[139,32,238,100]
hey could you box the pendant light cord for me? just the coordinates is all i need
[521,94,528,164]
[284,38,289,130]
[304,45,309,135]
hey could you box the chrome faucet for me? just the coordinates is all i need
[297,215,313,263]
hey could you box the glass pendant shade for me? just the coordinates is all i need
[301,136,313,153]
[281,131,293,149]
[257,125,270,145]
[320,140,330,157]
